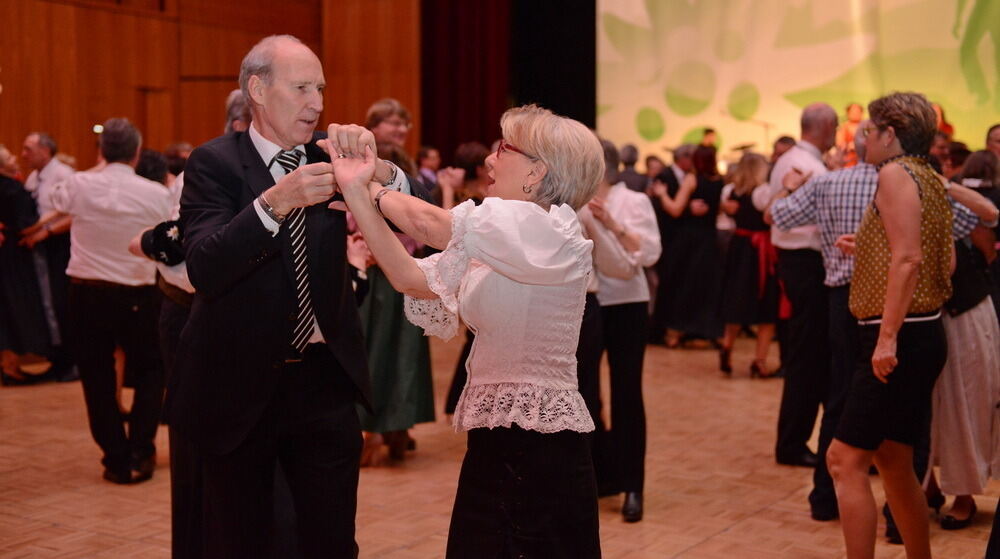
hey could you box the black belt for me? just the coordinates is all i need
[70,277,153,291]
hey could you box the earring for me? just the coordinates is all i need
[522,184,533,193]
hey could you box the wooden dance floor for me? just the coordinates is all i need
[1,333,995,558]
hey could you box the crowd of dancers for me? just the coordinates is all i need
[3,33,1000,559]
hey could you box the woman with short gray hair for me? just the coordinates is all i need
[328,104,605,557]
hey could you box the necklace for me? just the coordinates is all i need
[876,153,929,171]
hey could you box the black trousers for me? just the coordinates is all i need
[68,280,163,474]
[987,498,1000,558]
[160,297,200,558]
[774,249,829,460]
[580,301,648,493]
[162,296,303,559]
[447,426,600,559]
[199,344,362,559]
[576,294,612,489]
[809,285,858,513]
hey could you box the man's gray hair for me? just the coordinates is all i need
[29,132,58,156]
[99,118,142,164]
[801,103,838,134]
[619,144,639,167]
[673,144,697,161]
[239,35,304,105]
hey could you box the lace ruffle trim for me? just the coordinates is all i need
[454,382,596,434]
[403,201,476,340]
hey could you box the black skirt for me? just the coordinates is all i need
[446,426,601,559]
[720,234,779,325]
[660,225,723,338]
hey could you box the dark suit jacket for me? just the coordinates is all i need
[166,131,411,455]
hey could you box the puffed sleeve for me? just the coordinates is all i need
[463,198,592,285]
[403,200,476,340]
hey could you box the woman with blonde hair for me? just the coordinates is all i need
[718,152,779,376]
[827,92,953,559]
[327,104,605,557]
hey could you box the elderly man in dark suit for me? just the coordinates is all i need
[166,34,422,558]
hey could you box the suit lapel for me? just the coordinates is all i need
[238,132,276,198]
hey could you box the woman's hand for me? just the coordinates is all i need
[871,335,898,383]
[587,197,621,233]
[649,180,667,198]
[834,233,856,255]
[436,167,464,210]
[782,168,812,191]
[689,199,710,216]
[346,231,374,270]
[329,144,377,201]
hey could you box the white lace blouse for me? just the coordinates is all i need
[404,198,596,434]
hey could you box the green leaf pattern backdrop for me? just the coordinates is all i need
[597,0,1000,165]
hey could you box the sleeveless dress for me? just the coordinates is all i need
[660,175,724,338]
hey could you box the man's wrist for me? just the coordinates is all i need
[374,160,400,189]
[259,190,288,223]
[373,159,391,185]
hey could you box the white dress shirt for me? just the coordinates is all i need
[766,141,828,251]
[52,163,173,286]
[587,182,661,306]
[670,164,685,185]
[246,123,411,344]
[24,157,74,215]
[158,172,194,293]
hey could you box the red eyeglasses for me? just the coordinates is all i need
[497,139,536,160]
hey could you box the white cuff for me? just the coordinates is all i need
[253,198,281,237]
[386,162,411,194]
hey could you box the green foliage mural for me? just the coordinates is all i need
[598,0,1000,165]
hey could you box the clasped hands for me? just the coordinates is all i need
[262,124,385,217]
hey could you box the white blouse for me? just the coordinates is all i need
[404,198,596,434]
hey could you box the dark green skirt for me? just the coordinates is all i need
[357,267,436,432]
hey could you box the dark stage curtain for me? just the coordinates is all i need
[511,0,596,129]
[420,0,512,166]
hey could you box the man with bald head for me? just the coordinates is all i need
[764,102,837,473]
[168,35,420,557]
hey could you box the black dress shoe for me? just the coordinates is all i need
[103,468,134,485]
[810,504,839,521]
[776,451,819,468]
[719,347,732,374]
[622,492,643,523]
[940,501,977,530]
[132,454,156,483]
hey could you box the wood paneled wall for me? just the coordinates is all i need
[321,0,421,155]
[0,0,419,172]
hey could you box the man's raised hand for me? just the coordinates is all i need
[265,162,337,217]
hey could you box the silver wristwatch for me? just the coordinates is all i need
[380,160,400,190]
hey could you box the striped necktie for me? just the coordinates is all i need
[274,150,315,353]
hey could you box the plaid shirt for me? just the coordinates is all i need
[771,163,980,287]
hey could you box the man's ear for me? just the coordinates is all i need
[248,75,266,107]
